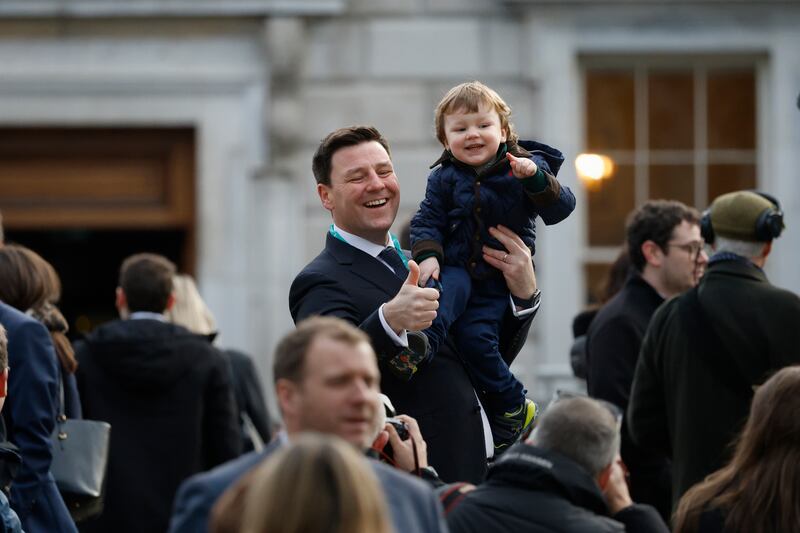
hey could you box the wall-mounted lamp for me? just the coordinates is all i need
[575,153,615,185]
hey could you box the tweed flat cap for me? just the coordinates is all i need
[710,191,776,242]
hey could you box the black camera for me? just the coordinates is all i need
[386,417,409,440]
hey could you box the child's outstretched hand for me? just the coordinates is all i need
[418,257,440,287]
[507,153,538,179]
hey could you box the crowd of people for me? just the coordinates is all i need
[0,80,799,533]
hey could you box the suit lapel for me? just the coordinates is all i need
[325,234,403,298]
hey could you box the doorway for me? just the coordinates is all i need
[0,126,196,336]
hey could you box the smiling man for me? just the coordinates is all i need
[290,125,540,483]
[586,200,706,522]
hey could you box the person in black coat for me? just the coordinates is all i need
[586,200,705,522]
[165,274,272,451]
[75,254,241,533]
[289,126,540,483]
[629,191,800,505]
[446,396,668,533]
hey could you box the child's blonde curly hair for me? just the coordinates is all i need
[434,81,519,147]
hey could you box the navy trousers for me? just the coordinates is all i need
[424,267,526,415]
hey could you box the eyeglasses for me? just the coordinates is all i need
[666,241,705,262]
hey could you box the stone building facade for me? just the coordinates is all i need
[1,0,798,408]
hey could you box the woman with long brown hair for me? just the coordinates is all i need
[0,244,80,416]
[674,365,800,533]
[0,244,78,532]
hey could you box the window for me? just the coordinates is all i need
[582,61,756,302]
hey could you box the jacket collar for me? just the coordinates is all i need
[488,443,610,517]
[704,254,768,283]
[325,233,404,298]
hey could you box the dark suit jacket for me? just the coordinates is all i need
[289,234,535,483]
[168,438,447,533]
[0,301,77,533]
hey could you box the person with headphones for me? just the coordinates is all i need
[627,190,800,513]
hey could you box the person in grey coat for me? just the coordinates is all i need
[169,316,448,533]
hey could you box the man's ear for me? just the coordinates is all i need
[0,367,8,398]
[275,378,300,420]
[641,240,664,268]
[596,463,613,491]
[761,240,773,259]
[115,287,127,312]
[165,292,176,312]
[317,183,334,212]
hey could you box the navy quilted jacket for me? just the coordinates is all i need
[410,140,574,279]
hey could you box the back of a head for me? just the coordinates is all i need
[675,366,800,533]
[165,274,217,335]
[118,253,176,313]
[626,200,700,272]
[0,244,52,311]
[239,433,392,533]
[531,397,619,478]
[706,191,783,260]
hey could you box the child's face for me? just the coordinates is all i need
[442,103,508,168]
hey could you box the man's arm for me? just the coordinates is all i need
[482,225,539,366]
[290,265,438,356]
[627,305,673,456]
[203,348,243,467]
[586,317,640,411]
[603,456,669,532]
[6,320,60,519]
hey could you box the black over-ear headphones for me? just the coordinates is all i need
[700,190,784,245]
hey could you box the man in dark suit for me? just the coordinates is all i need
[289,125,540,483]
[169,316,447,533]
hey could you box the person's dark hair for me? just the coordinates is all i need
[118,253,176,313]
[312,126,391,186]
[0,244,78,373]
[273,316,370,385]
[674,366,800,533]
[626,200,701,272]
[0,324,7,371]
[598,248,631,305]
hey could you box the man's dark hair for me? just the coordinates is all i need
[0,324,7,370]
[312,126,391,186]
[626,200,701,272]
[118,253,176,313]
[273,316,370,385]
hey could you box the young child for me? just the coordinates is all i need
[410,81,575,453]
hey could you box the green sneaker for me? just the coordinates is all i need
[492,399,539,455]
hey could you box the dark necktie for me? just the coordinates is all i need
[378,247,408,279]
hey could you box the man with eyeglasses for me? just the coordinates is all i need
[628,190,800,507]
[585,200,706,523]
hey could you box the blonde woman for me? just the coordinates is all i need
[239,433,392,533]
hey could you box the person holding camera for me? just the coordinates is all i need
[169,316,446,533]
[445,396,668,533]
